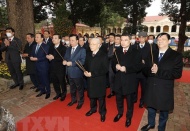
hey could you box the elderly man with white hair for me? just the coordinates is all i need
[84,38,109,122]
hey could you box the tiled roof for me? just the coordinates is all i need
[144,16,168,22]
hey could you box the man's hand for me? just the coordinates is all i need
[4,39,10,47]
[116,64,121,70]
[46,54,54,61]
[120,66,126,72]
[30,57,38,61]
[151,64,158,74]
[63,60,67,65]
[84,71,92,77]
[66,61,72,66]
[21,53,28,58]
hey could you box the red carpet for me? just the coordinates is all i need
[176,70,190,83]
[17,89,144,131]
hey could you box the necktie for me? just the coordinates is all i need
[92,53,95,57]
[35,45,40,54]
[71,48,75,55]
[124,49,127,54]
[158,53,164,62]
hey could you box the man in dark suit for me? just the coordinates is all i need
[107,34,121,98]
[141,33,183,131]
[63,34,86,109]
[22,33,38,90]
[147,35,156,45]
[30,33,50,99]
[84,38,108,122]
[43,30,53,47]
[0,27,24,90]
[112,33,142,127]
[133,32,158,108]
[46,34,67,101]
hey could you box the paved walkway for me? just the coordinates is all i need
[0,68,190,131]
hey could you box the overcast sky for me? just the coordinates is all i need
[146,0,162,16]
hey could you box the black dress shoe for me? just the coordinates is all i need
[53,95,60,100]
[19,85,24,90]
[113,114,123,122]
[45,94,50,99]
[85,110,97,116]
[139,101,144,108]
[76,104,83,109]
[30,86,36,89]
[141,124,155,131]
[9,84,19,89]
[36,92,45,97]
[101,115,106,122]
[107,92,115,98]
[125,119,131,127]
[60,96,66,101]
[35,88,40,92]
[67,101,77,106]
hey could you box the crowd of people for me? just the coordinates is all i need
[0,27,183,131]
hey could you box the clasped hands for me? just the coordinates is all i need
[63,60,72,66]
[151,63,158,74]
[46,54,54,61]
[116,64,126,72]
[30,57,38,61]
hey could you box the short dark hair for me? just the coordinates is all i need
[69,34,79,40]
[109,33,115,37]
[121,33,131,39]
[97,35,103,40]
[148,35,155,39]
[79,37,85,41]
[26,33,34,38]
[156,33,170,40]
[53,34,61,39]
[44,30,50,34]
[115,34,121,38]
[6,27,15,32]
[36,33,44,38]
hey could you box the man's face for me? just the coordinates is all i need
[109,35,115,43]
[79,38,85,47]
[6,29,14,38]
[121,36,130,48]
[69,36,78,47]
[26,35,34,43]
[139,36,146,43]
[52,35,60,45]
[97,37,103,44]
[64,36,69,41]
[44,32,49,38]
[90,40,100,52]
[131,36,136,40]
[35,34,43,44]
[157,35,170,49]
[148,36,154,40]
[115,37,121,45]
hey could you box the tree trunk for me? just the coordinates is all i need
[6,0,34,49]
[177,0,187,53]
[132,3,138,34]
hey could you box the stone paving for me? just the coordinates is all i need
[0,68,189,131]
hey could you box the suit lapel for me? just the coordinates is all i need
[71,46,80,59]
[158,48,171,65]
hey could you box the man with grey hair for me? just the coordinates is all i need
[84,38,109,122]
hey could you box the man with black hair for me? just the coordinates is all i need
[141,33,183,131]
[22,33,38,90]
[1,27,24,90]
[43,30,53,47]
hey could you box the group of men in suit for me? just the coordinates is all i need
[1,27,183,130]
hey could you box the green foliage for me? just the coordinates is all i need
[0,6,8,28]
[182,50,190,59]
[52,2,73,36]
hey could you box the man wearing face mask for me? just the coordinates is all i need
[0,27,24,90]
[148,35,155,45]
[130,34,137,46]
[64,35,70,48]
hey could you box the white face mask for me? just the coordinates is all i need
[62,39,65,43]
[6,33,12,38]
[65,41,69,45]
[130,39,136,44]
[148,40,153,44]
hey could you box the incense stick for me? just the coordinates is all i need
[54,47,64,60]
[114,51,120,64]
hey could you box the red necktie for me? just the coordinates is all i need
[124,50,127,54]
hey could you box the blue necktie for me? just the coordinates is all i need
[35,45,40,54]
[158,53,164,62]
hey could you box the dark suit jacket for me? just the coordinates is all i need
[1,37,22,63]
[84,50,109,98]
[112,46,142,95]
[49,44,67,74]
[31,43,50,72]
[143,47,183,110]
[44,37,53,47]
[23,41,37,74]
[64,45,86,78]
